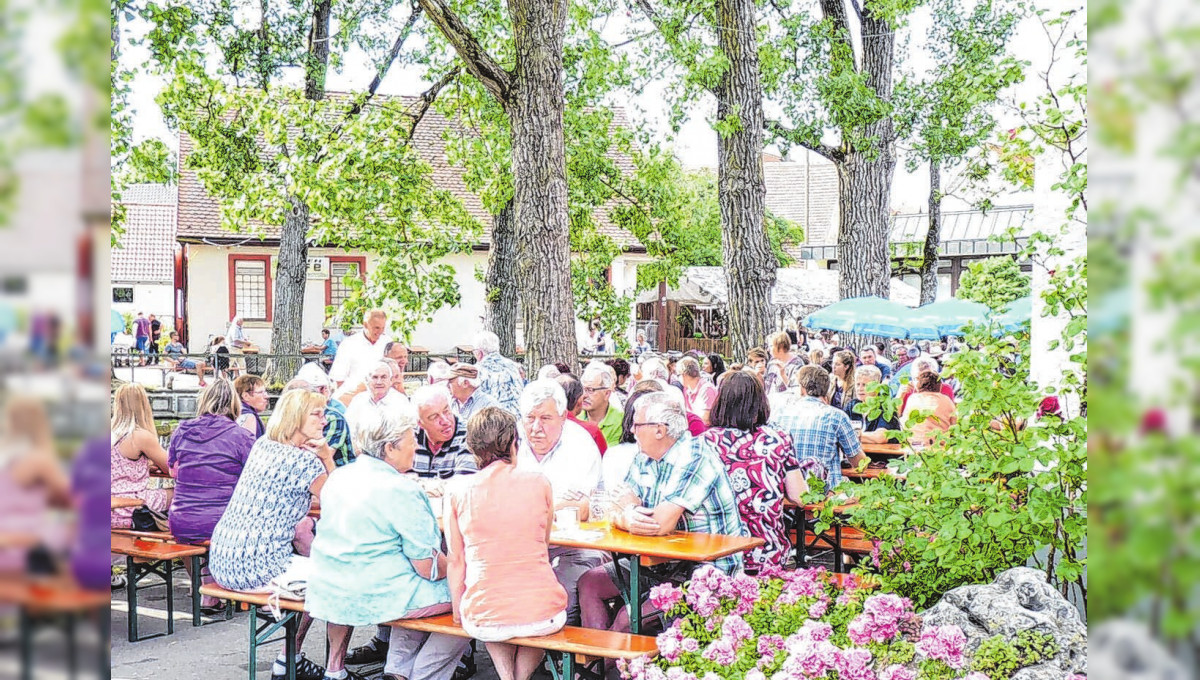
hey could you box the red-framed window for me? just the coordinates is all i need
[326,256,367,308]
[228,254,273,322]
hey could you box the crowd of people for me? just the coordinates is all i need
[110,311,971,680]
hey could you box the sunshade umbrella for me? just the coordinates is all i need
[805,296,933,339]
[906,298,990,337]
[990,295,1033,333]
[1091,287,1129,336]
[110,309,127,335]
[0,302,16,333]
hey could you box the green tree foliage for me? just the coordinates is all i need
[956,256,1030,310]
[118,138,178,186]
[137,0,481,343]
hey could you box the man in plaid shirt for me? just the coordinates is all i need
[613,392,747,574]
[290,365,356,466]
[770,364,868,490]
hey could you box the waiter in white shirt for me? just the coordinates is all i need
[330,309,393,400]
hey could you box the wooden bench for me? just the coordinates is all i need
[0,576,110,680]
[390,613,658,680]
[110,533,229,642]
[200,585,658,680]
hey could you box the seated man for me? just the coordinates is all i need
[345,361,410,425]
[577,392,747,634]
[446,364,499,421]
[769,365,868,491]
[410,385,477,494]
[845,364,900,445]
[556,373,608,455]
[293,364,356,467]
[162,332,208,387]
[515,379,605,624]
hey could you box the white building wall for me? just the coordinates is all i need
[185,246,651,354]
[111,283,175,321]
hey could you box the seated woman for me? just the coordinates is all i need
[307,406,466,680]
[701,371,806,574]
[845,365,901,445]
[167,379,256,611]
[445,407,567,680]
[0,397,71,574]
[208,390,336,680]
[902,370,958,445]
[234,374,269,439]
[110,383,172,528]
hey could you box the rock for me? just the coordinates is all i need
[920,566,1087,676]
[1089,620,1191,680]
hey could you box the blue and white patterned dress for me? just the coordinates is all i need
[208,438,326,591]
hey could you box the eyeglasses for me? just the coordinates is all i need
[632,422,662,428]
[582,386,609,394]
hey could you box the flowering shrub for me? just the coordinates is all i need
[619,566,1079,680]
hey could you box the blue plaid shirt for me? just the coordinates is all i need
[476,353,525,415]
[451,389,501,423]
[768,394,863,490]
[324,398,355,467]
[624,435,748,574]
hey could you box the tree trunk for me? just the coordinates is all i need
[265,0,329,384]
[484,199,519,356]
[266,198,310,383]
[715,0,774,358]
[507,0,575,370]
[835,11,897,301]
[919,161,942,305]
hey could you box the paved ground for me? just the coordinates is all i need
[0,610,108,680]
[110,574,503,680]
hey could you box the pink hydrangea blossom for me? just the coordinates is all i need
[721,614,755,645]
[961,673,990,680]
[782,638,840,678]
[878,664,917,680]
[786,619,833,646]
[834,647,875,680]
[807,597,829,619]
[649,583,684,612]
[701,637,738,666]
[745,669,766,680]
[664,668,698,680]
[656,626,685,662]
[915,625,968,669]
[681,637,700,653]
[757,634,785,657]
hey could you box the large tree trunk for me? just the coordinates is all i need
[507,0,575,369]
[484,199,519,356]
[835,11,897,301]
[919,161,942,305]
[265,0,330,384]
[715,0,774,358]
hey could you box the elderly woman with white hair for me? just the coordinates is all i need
[306,406,467,680]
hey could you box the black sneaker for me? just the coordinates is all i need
[271,653,325,680]
[344,638,389,666]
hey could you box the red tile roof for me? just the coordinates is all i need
[113,184,176,283]
[177,95,644,249]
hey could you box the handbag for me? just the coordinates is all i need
[131,506,170,533]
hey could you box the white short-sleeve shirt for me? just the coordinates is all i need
[345,389,411,429]
[516,419,601,499]
[330,331,394,398]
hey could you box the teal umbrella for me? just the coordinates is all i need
[805,296,934,339]
[110,309,127,334]
[991,296,1033,333]
[906,298,990,337]
[1091,288,1130,336]
[0,302,16,333]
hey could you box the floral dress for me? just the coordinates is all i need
[110,434,170,528]
[701,426,799,573]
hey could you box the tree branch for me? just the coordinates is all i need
[765,119,844,163]
[417,0,512,103]
[398,67,460,143]
[346,2,424,119]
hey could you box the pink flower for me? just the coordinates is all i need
[961,674,990,680]
[721,614,755,645]
[786,620,833,646]
[783,638,840,677]
[915,625,968,669]
[834,647,875,680]
[701,636,739,665]
[656,627,684,662]
[681,637,700,653]
[757,634,785,657]
[664,669,698,680]
[745,670,766,680]
[902,561,912,572]
[807,597,829,619]
[878,665,916,680]
[650,583,684,612]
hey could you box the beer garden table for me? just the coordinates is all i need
[549,522,762,634]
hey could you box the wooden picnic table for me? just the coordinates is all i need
[549,522,761,634]
[111,496,145,510]
[842,464,894,481]
[861,442,906,456]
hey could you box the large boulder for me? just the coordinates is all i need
[1089,621,1190,680]
[920,566,1087,677]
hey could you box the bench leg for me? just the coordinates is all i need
[249,605,258,680]
[19,609,31,680]
[627,556,642,635]
[126,556,138,642]
[66,613,78,680]
[834,524,844,573]
[101,609,111,679]
[249,604,300,680]
[166,557,175,635]
[285,612,297,680]
[191,555,202,627]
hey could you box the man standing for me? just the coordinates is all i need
[133,312,151,364]
[515,380,604,624]
[410,386,477,494]
[769,365,868,491]
[446,364,499,422]
[472,330,524,414]
[580,363,623,448]
[330,309,393,399]
[148,314,162,365]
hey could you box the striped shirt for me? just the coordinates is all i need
[413,417,477,480]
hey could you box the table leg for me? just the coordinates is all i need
[249,605,258,680]
[166,558,175,635]
[285,612,298,680]
[628,555,642,635]
[562,651,575,680]
[67,614,77,679]
[126,556,138,642]
[834,524,844,573]
[191,555,202,627]
[19,609,31,680]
